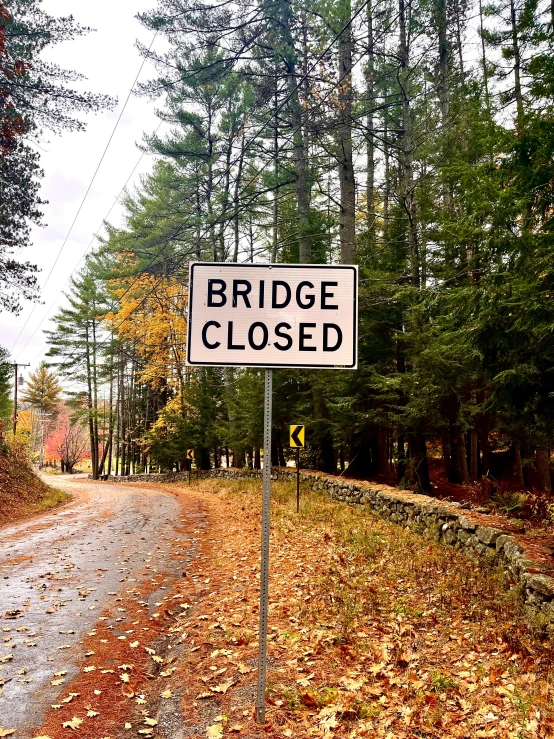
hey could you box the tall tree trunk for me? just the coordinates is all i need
[536,449,551,493]
[218,101,234,261]
[91,312,100,479]
[289,79,311,263]
[115,350,124,476]
[398,0,420,287]
[338,0,356,264]
[453,0,465,81]
[436,0,451,213]
[470,430,478,482]
[478,428,491,477]
[233,131,245,263]
[455,431,470,484]
[107,361,114,476]
[312,378,335,473]
[278,436,286,467]
[383,107,390,234]
[441,429,452,480]
[378,427,388,475]
[85,323,98,480]
[278,0,311,264]
[249,217,254,262]
[514,438,524,488]
[397,434,406,481]
[437,0,449,125]
[366,0,375,248]
[206,102,217,260]
[409,432,432,492]
[509,0,525,130]
[479,0,491,110]
[272,69,279,263]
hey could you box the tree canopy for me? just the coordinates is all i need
[0,0,115,313]
[43,0,554,493]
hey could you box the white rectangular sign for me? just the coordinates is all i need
[187,263,358,369]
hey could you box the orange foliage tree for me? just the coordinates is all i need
[44,409,89,473]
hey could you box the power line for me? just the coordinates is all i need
[10,31,158,356]
[21,123,164,365]
[51,1,401,383]
[96,0,390,311]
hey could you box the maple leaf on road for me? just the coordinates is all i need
[61,716,83,730]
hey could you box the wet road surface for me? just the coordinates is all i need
[0,475,199,737]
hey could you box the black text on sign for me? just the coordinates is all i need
[187,263,358,369]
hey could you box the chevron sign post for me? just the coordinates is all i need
[289,425,305,513]
[187,263,358,723]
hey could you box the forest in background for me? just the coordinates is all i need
[31,0,554,495]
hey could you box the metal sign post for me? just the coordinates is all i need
[255,369,273,723]
[296,449,300,513]
[289,425,305,513]
[186,262,358,724]
[186,449,194,485]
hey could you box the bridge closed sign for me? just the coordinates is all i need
[187,263,358,369]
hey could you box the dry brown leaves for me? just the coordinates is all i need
[32,478,554,738]
[156,479,554,739]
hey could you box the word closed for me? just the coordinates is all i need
[187,263,358,369]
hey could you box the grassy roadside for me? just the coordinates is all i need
[154,478,554,739]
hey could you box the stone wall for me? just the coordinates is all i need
[101,467,554,628]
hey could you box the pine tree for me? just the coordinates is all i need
[0,0,114,313]
[20,362,62,414]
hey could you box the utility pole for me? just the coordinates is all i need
[39,412,52,470]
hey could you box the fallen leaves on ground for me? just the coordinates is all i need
[148,479,554,738]
[31,479,554,738]
[206,723,223,739]
[61,716,83,730]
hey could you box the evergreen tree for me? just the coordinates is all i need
[20,361,62,414]
[0,0,114,313]
[45,269,111,479]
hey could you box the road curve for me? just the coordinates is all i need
[0,475,201,738]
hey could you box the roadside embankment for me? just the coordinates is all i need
[103,467,554,630]
[108,478,552,738]
[0,448,69,524]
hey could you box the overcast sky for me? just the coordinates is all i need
[2,0,164,376]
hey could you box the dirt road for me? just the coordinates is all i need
[0,475,203,738]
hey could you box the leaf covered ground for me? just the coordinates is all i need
[153,479,554,738]
[30,478,554,738]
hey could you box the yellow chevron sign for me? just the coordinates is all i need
[289,425,305,448]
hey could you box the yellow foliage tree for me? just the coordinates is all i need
[105,275,188,393]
